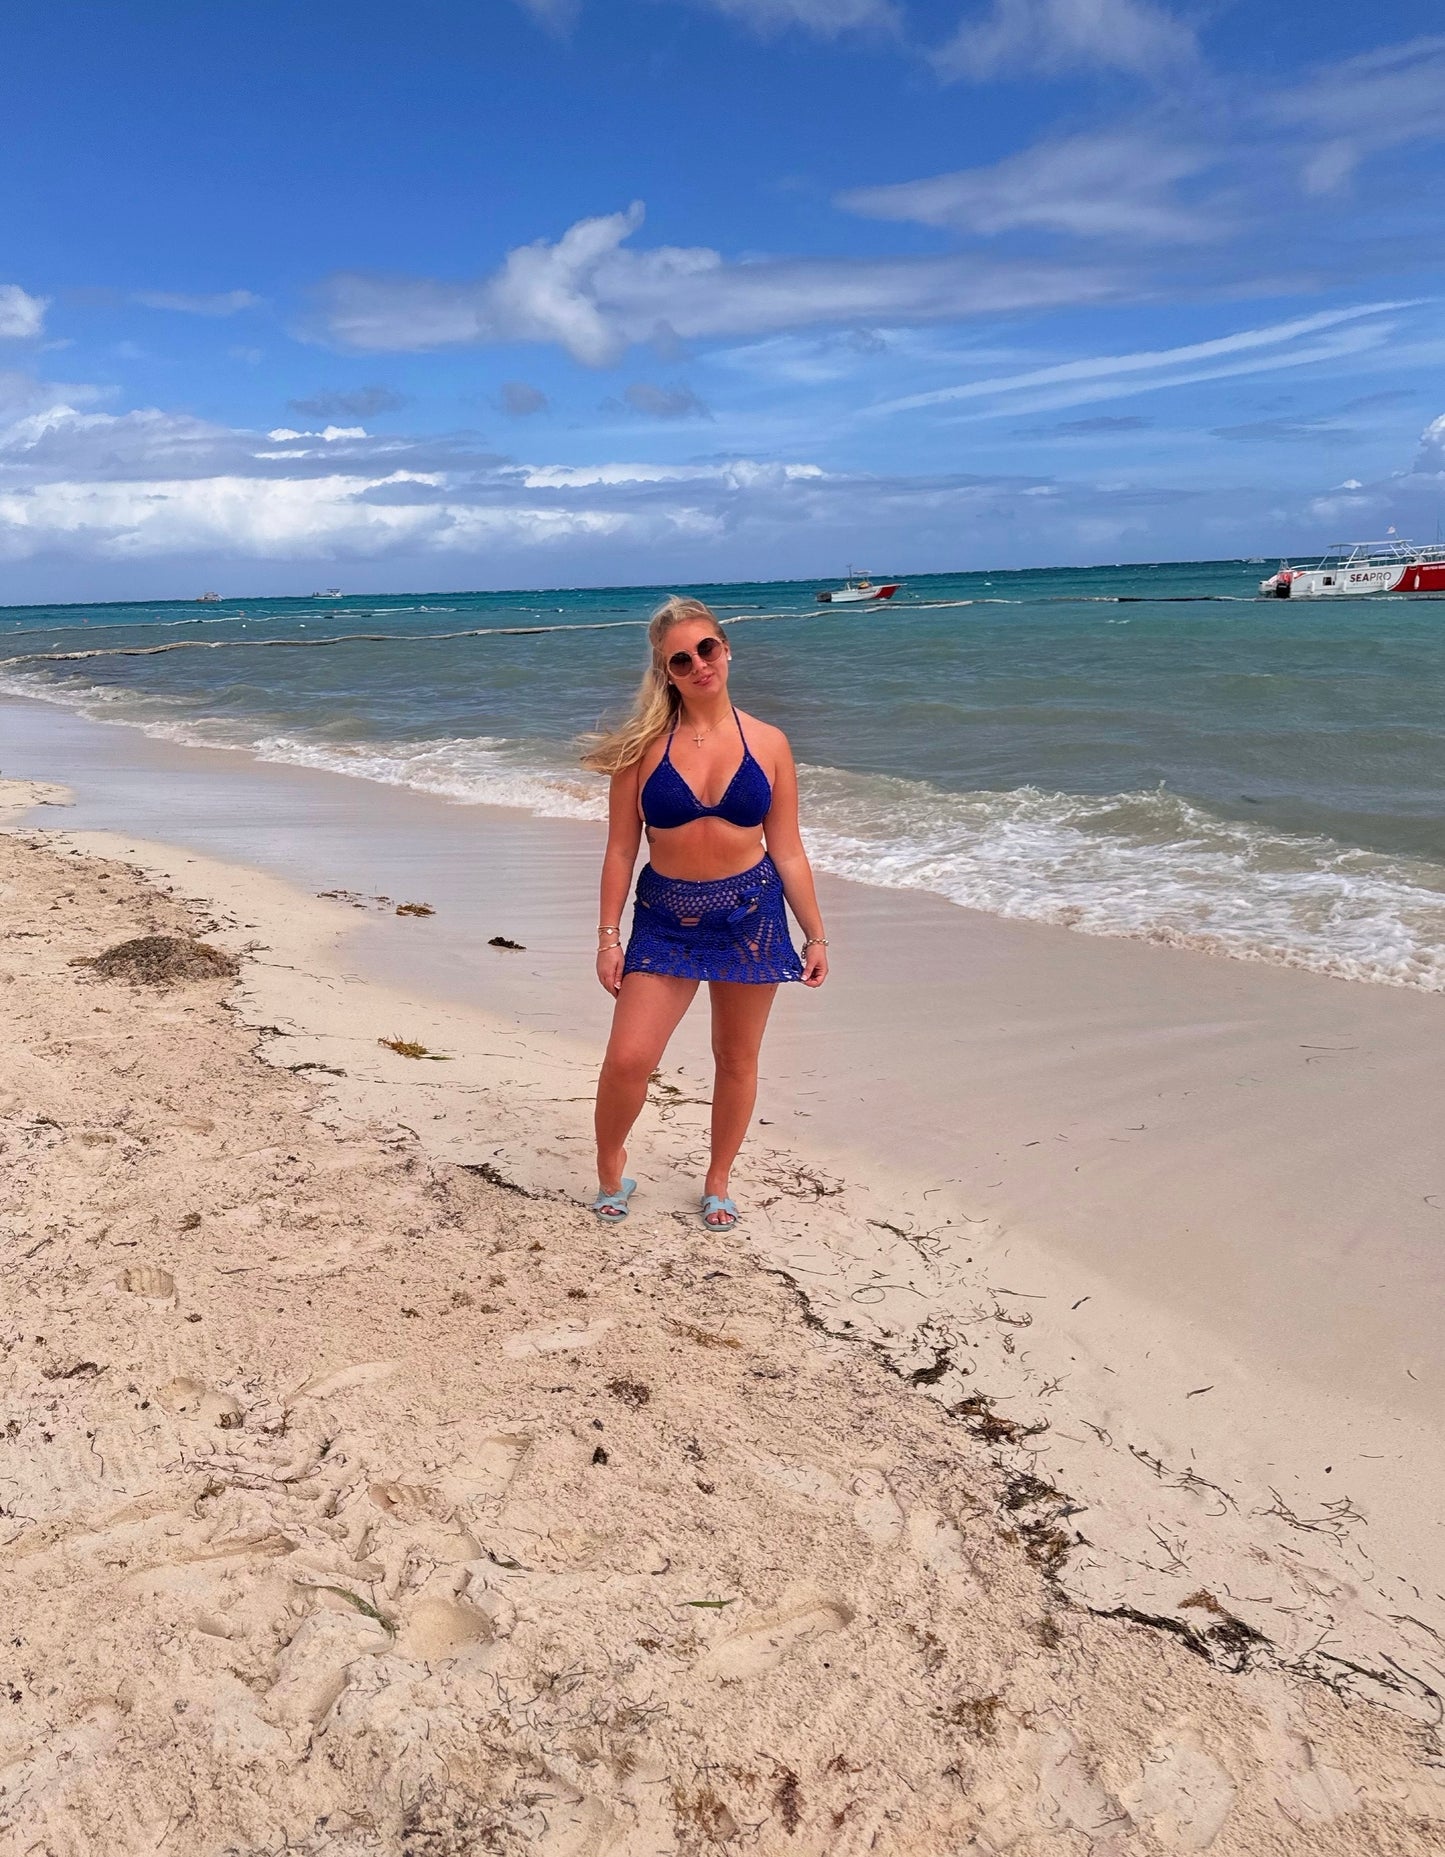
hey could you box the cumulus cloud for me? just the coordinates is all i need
[1413,414,1445,473]
[319,202,1124,362]
[288,385,406,417]
[498,380,549,416]
[0,286,48,341]
[619,381,712,419]
[934,0,1197,82]
[840,131,1219,243]
[132,289,262,316]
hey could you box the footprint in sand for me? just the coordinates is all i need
[396,1596,491,1661]
[442,1432,533,1506]
[851,1470,906,1546]
[700,1597,853,1679]
[1123,1743,1237,1850]
[118,1264,176,1300]
[294,1360,397,1399]
[502,1319,615,1358]
[156,1376,243,1428]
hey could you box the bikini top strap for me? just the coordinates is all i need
[731,706,750,755]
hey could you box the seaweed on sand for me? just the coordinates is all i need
[88,935,238,986]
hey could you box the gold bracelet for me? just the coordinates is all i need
[803,935,828,947]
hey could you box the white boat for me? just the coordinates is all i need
[195,590,220,603]
[1260,538,1445,599]
[815,570,902,605]
[311,587,343,599]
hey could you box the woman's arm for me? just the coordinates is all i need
[762,734,828,989]
[597,762,644,996]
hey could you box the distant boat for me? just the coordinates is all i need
[815,570,902,605]
[311,587,343,598]
[195,591,220,603]
[1259,538,1445,599]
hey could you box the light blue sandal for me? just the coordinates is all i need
[700,1194,739,1229]
[591,1178,636,1221]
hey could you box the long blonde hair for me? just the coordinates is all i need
[581,595,728,774]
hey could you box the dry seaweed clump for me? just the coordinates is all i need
[89,935,238,986]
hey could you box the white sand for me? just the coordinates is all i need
[3,825,1444,1853]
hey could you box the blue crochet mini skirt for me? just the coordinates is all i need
[624,853,803,985]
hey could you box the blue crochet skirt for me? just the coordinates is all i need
[624,854,803,985]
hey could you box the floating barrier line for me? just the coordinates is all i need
[0,605,862,667]
[0,591,1273,668]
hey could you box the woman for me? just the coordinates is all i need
[583,595,828,1228]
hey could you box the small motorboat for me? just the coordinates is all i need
[815,571,902,605]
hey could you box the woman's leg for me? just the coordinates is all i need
[595,971,698,1192]
[704,981,779,1221]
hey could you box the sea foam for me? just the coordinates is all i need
[4,665,1442,994]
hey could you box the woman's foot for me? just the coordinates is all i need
[701,1180,738,1228]
[592,1178,636,1220]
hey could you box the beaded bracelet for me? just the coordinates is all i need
[802,936,828,948]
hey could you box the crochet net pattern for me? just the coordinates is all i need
[624,855,802,985]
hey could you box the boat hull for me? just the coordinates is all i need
[816,583,901,604]
[1262,561,1445,598]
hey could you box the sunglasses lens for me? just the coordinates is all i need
[666,635,723,675]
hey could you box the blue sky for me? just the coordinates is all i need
[3,0,1445,598]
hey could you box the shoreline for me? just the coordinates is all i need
[3,816,1445,1850]
[3,696,1443,1707]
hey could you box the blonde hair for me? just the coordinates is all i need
[580,595,728,774]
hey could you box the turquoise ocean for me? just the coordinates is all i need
[3,560,1443,991]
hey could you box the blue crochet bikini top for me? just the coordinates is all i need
[640,709,773,831]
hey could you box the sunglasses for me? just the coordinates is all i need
[666,635,726,677]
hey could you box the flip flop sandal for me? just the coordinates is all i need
[591,1178,637,1221]
[700,1194,739,1228]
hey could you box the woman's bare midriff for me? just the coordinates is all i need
[643,817,767,884]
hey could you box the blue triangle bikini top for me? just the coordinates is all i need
[640,708,773,831]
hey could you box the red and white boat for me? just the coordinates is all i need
[815,571,902,605]
[1260,538,1445,599]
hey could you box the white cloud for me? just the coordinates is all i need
[319,203,1123,362]
[1413,414,1445,474]
[264,425,369,444]
[683,0,900,36]
[514,0,580,30]
[935,0,1196,82]
[0,286,48,340]
[1270,36,1445,198]
[840,131,1219,243]
[514,0,897,35]
[864,302,1415,420]
[132,289,262,316]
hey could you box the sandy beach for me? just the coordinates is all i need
[3,710,1445,1852]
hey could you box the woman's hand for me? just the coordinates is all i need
[801,942,829,988]
[597,945,625,996]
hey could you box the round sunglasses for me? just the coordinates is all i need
[666,635,726,677]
